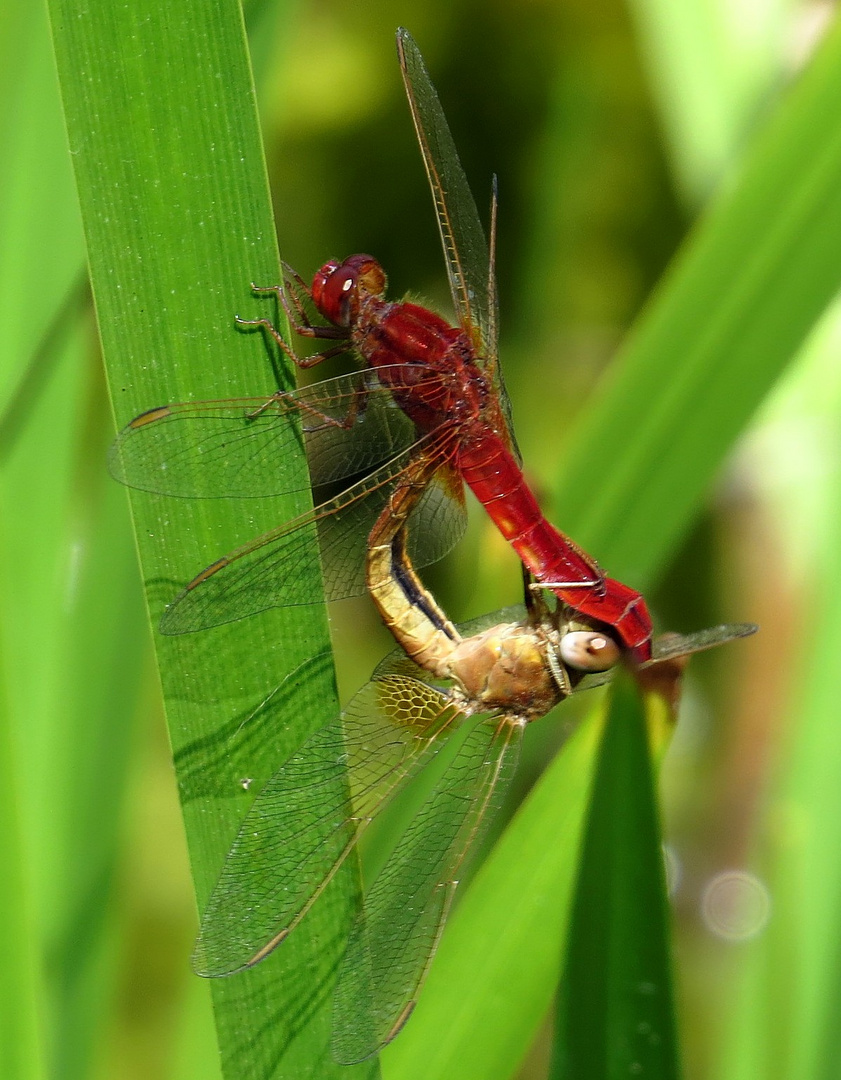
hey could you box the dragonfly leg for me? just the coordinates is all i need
[255,281,348,344]
[236,309,349,368]
[244,382,370,433]
[280,265,321,326]
[303,382,369,432]
[238,280,349,369]
[521,563,552,621]
[528,576,603,592]
[545,645,573,697]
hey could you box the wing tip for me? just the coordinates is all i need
[647,621,759,663]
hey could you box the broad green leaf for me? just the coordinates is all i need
[556,12,841,591]
[627,0,794,202]
[551,674,679,1080]
[48,3,375,1077]
[0,667,43,1080]
[715,303,841,1079]
[1,2,149,1079]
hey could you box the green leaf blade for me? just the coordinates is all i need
[551,675,679,1080]
[382,707,605,1080]
[48,3,374,1076]
[555,15,841,588]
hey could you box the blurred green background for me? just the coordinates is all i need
[3,0,841,1077]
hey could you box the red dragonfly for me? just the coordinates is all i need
[110,29,653,661]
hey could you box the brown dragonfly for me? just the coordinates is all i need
[195,484,755,1061]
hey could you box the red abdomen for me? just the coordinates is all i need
[458,427,653,662]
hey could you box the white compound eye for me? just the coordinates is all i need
[559,631,621,672]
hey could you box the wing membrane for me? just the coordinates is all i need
[159,440,467,634]
[397,28,515,460]
[193,674,466,978]
[332,716,522,1063]
[397,29,495,358]
[646,622,758,663]
[108,371,417,497]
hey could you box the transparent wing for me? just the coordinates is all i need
[645,622,758,664]
[397,29,517,458]
[159,444,467,634]
[332,716,522,1064]
[193,674,467,978]
[108,370,418,498]
[564,623,758,692]
[396,29,497,362]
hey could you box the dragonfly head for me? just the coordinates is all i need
[311,255,387,328]
[539,627,622,698]
[558,630,621,674]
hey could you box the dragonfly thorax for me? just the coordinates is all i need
[447,622,564,720]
